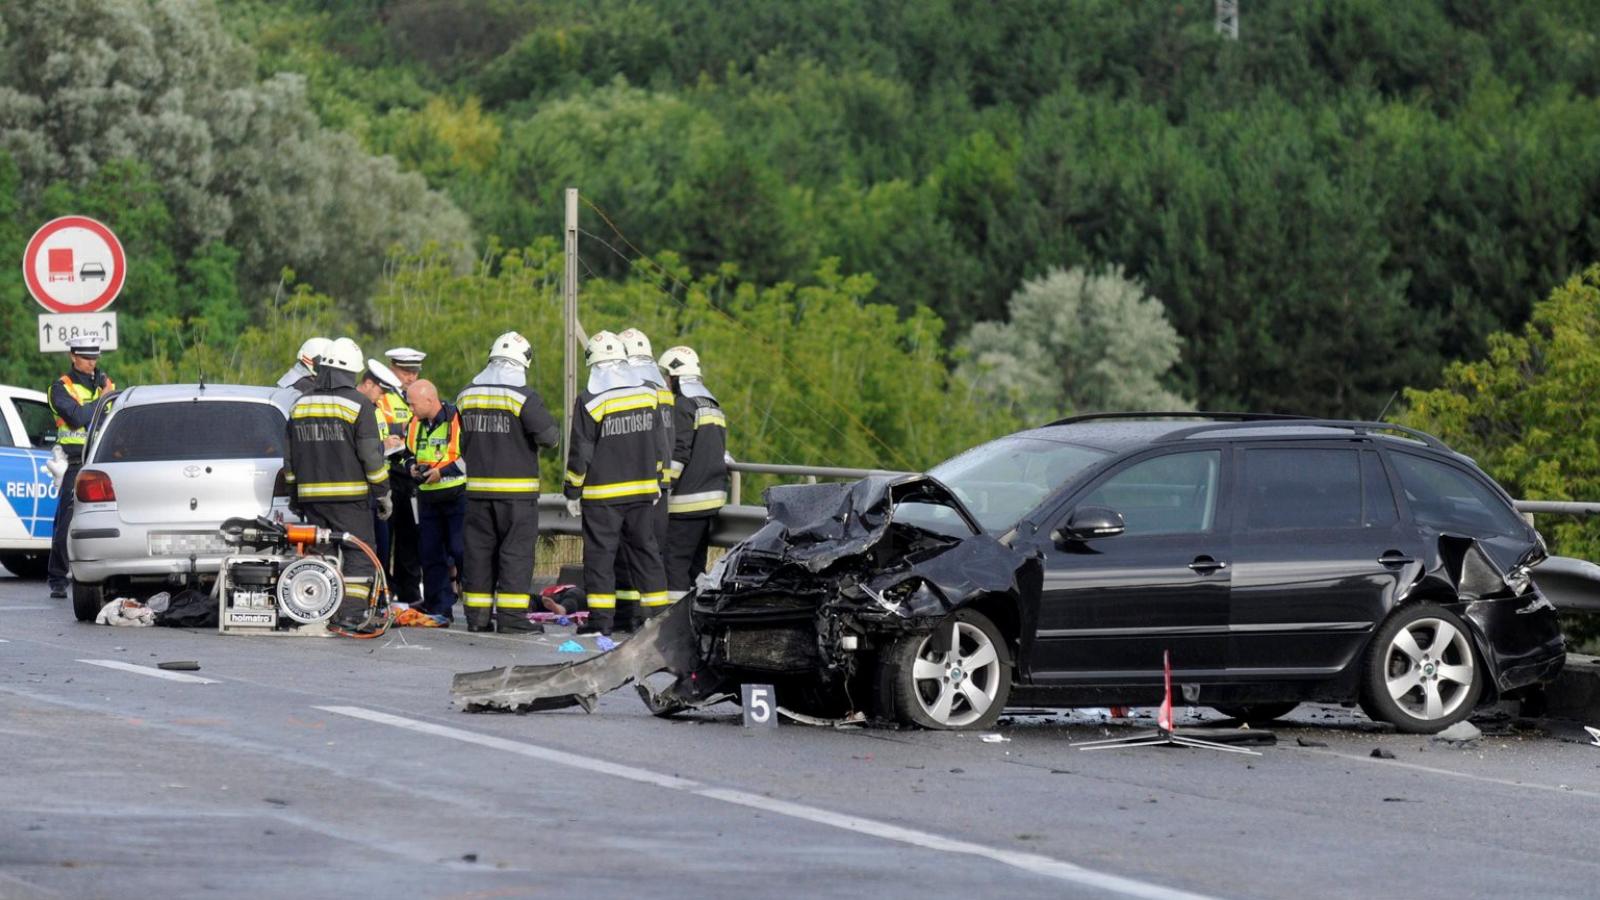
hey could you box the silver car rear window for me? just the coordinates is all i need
[95,402,285,462]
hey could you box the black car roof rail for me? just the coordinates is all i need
[1155,418,1453,452]
[1044,411,1314,427]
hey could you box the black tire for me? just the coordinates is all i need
[1359,602,1483,734]
[72,581,104,623]
[0,552,48,580]
[877,608,1012,731]
[1210,702,1299,723]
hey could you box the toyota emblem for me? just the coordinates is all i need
[183,465,202,478]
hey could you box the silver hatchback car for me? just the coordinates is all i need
[68,384,300,620]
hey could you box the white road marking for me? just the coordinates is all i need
[0,606,55,611]
[1300,748,1600,800]
[317,705,1220,900]
[78,659,219,684]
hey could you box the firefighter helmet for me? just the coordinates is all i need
[617,327,654,361]
[489,331,533,367]
[296,337,331,367]
[321,337,364,374]
[658,345,701,378]
[585,331,627,366]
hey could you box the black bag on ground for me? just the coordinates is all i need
[155,588,217,628]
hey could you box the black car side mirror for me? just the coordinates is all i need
[1053,506,1126,543]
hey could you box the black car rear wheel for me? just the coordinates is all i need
[1210,702,1298,723]
[1359,602,1482,734]
[0,552,48,580]
[72,581,104,622]
[878,609,1011,730]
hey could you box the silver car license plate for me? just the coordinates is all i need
[148,531,229,555]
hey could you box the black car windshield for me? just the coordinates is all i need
[94,401,286,462]
[896,436,1110,534]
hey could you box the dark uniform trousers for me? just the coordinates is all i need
[302,499,378,618]
[665,515,715,598]
[614,495,671,627]
[463,497,539,632]
[583,500,667,632]
[46,464,80,588]
[387,478,423,605]
[419,495,466,621]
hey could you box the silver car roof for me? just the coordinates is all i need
[112,383,299,415]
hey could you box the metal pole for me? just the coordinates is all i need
[562,188,579,468]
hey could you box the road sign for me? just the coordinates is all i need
[38,313,118,353]
[22,216,126,314]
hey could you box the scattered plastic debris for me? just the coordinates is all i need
[146,592,172,614]
[1370,748,1396,760]
[777,707,868,728]
[980,733,1011,743]
[1431,721,1482,744]
[556,640,586,653]
[157,661,200,671]
[1296,737,1328,748]
[1584,726,1600,747]
[595,635,618,652]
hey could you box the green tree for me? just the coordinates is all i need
[1403,265,1600,564]
[958,266,1191,422]
[0,0,472,300]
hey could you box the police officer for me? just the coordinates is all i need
[46,336,115,599]
[658,346,729,599]
[284,338,391,629]
[405,379,466,624]
[610,328,675,630]
[277,337,330,394]
[372,354,422,608]
[456,332,559,633]
[384,348,426,392]
[565,331,670,636]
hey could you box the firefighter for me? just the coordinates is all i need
[610,327,675,631]
[372,355,423,608]
[456,332,560,633]
[355,360,406,571]
[46,336,115,599]
[276,337,330,394]
[405,379,466,624]
[565,331,670,636]
[659,345,729,598]
[283,337,391,629]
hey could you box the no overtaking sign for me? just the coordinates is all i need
[23,215,124,352]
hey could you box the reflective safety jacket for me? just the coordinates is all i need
[565,385,669,506]
[48,369,113,462]
[455,383,559,499]
[651,382,675,490]
[378,389,413,435]
[407,401,466,503]
[284,378,390,505]
[667,392,728,516]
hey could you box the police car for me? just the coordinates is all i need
[0,384,61,578]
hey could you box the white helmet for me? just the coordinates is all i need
[658,345,701,378]
[585,330,627,366]
[297,336,331,367]
[489,331,533,367]
[617,327,653,361]
[321,337,364,374]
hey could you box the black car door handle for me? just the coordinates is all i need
[1189,556,1228,573]
[1378,551,1415,567]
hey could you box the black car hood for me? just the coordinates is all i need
[750,474,984,573]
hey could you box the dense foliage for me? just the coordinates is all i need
[225,0,1600,418]
[5,0,1600,478]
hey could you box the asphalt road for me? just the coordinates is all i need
[3,576,1599,900]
